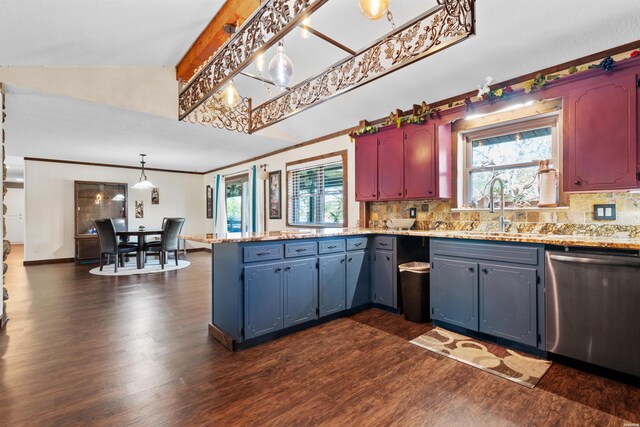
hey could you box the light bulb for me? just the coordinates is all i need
[359,0,389,20]
[300,16,311,39]
[255,52,266,73]
[222,79,240,108]
[268,41,294,89]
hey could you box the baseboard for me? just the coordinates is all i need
[208,323,236,351]
[23,257,75,266]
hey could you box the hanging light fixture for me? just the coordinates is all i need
[269,41,294,90]
[359,0,389,20]
[222,79,240,108]
[255,52,266,73]
[132,154,155,190]
[300,16,311,39]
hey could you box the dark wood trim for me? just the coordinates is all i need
[208,323,236,351]
[204,127,354,174]
[23,257,75,266]
[24,157,204,175]
[285,149,348,228]
[301,25,356,55]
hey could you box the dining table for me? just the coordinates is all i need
[116,229,163,269]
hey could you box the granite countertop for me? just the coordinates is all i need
[179,228,640,250]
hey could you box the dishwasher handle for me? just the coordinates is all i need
[548,252,640,268]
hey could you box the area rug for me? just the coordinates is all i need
[89,260,190,276]
[410,327,551,388]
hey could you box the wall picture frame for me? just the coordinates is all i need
[206,185,214,219]
[268,170,282,220]
[151,187,159,205]
[135,200,144,219]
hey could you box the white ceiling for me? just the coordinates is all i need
[0,0,223,66]
[2,0,640,172]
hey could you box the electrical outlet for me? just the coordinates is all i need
[593,203,616,220]
[421,204,429,212]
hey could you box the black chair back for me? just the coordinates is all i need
[161,218,185,251]
[161,217,168,230]
[112,218,127,233]
[93,219,118,254]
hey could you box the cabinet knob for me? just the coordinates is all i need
[348,257,352,262]
[428,190,433,194]
[574,180,582,186]
[340,258,345,263]
[285,266,292,271]
[468,267,474,272]
[398,192,402,196]
[481,268,488,274]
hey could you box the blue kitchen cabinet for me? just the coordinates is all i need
[346,250,370,309]
[319,254,346,317]
[372,248,396,308]
[243,261,284,339]
[283,258,318,327]
[431,256,478,330]
[479,263,538,347]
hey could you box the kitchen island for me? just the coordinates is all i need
[180,228,640,352]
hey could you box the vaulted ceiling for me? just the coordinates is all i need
[1,0,640,173]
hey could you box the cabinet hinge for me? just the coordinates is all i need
[241,327,245,336]
[431,307,434,315]
[537,333,542,344]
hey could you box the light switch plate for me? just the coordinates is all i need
[593,203,616,220]
[409,208,417,218]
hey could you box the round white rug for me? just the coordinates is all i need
[89,259,190,276]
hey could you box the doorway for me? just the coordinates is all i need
[5,187,24,244]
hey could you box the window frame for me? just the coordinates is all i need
[460,115,560,208]
[225,173,248,233]
[285,150,348,228]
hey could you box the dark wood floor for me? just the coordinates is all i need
[1,246,638,426]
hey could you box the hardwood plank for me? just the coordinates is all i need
[0,249,638,425]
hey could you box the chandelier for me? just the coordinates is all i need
[178,0,475,134]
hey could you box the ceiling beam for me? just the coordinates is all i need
[176,0,260,83]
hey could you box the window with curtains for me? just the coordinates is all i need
[287,154,345,227]
[226,174,248,233]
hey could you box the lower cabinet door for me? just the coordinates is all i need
[431,257,478,330]
[372,249,395,308]
[479,262,537,347]
[346,250,370,309]
[283,258,318,327]
[244,262,284,339]
[319,254,346,317]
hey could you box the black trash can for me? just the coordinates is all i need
[399,262,430,323]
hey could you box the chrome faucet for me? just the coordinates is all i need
[489,177,511,233]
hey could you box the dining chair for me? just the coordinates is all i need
[93,219,138,273]
[144,218,185,269]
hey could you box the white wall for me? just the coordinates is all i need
[0,67,177,119]
[24,160,206,262]
[203,134,359,232]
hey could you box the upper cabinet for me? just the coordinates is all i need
[377,127,405,200]
[354,123,451,201]
[404,124,436,198]
[564,72,639,192]
[354,133,378,201]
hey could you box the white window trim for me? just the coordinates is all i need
[458,114,561,208]
[286,152,347,228]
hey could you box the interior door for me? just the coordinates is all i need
[5,187,24,244]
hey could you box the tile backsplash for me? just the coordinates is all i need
[369,193,640,237]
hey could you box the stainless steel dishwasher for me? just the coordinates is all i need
[546,250,640,377]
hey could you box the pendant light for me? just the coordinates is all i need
[132,154,155,190]
[300,16,311,39]
[255,52,266,73]
[359,0,389,20]
[269,41,294,89]
[222,79,240,108]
